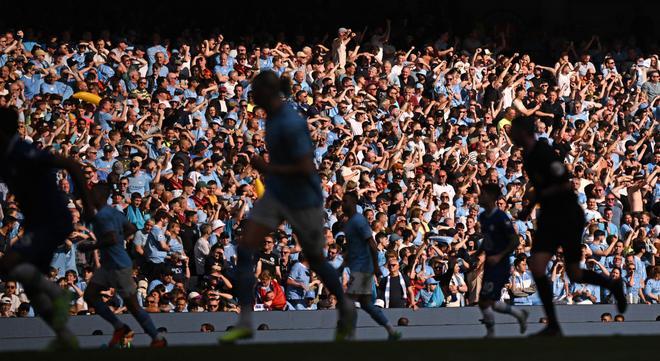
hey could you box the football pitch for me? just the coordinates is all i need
[1,336,657,361]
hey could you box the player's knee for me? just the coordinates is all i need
[124,296,140,313]
[357,296,371,306]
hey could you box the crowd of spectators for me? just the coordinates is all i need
[0,22,659,318]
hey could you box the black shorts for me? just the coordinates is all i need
[480,263,509,301]
[532,201,585,264]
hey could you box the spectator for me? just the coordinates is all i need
[600,312,613,322]
[0,280,27,313]
[286,255,313,310]
[509,257,536,306]
[0,297,13,317]
[200,323,215,332]
[256,235,281,280]
[644,266,660,304]
[0,22,657,319]
[194,224,213,275]
[416,278,445,308]
[256,270,286,311]
[378,258,415,309]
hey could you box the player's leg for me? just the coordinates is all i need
[348,272,398,340]
[528,251,559,332]
[236,219,273,322]
[481,267,528,336]
[478,298,496,338]
[564,263,626,313]
[356,294,399,339]
[115,268,166,347]
[492,301,528,334]
[2,248,77,347]
[123,295,166,347]
[561,209,627,313]
[84,278,133,348]
[287,207,355,339]
[220,197,278,343]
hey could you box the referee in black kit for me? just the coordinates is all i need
[511,116,626,336]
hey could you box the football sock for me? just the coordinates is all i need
[91,300,124,330]
[133,307,159,339]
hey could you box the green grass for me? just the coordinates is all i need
[1,336,658,361]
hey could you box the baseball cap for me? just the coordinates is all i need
[338,27,349,34]
[195,181,208,191]
[389,233,402,243]
[1,297,11,304]
[411,218,421,224]
[103,144,113,153]
[193,142,207,154]
[304,291,316,299]
[424,278,439,286]
[187,291,201,300]
[212,220,225,231]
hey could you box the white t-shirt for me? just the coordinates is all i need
[557,72,571,97]
[194,237,210,275]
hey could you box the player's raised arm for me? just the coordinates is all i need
[50,155,95,221]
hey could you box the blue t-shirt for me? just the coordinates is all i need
[50,243,77,277]
[345,213,374,273]
[95,111,113,131]
[126,171,151,196]
[95,157,115,174]
[645,279,660,303]
[21,74,43,99]
[264,104,323,208]
[92,206,133,269]
[146,225,168,264]
[286,261,310,300]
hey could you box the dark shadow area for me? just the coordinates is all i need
[2,0,658,64]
